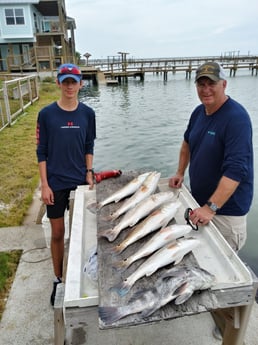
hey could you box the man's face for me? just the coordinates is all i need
[196,77,227,109]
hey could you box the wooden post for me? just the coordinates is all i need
[54,283,65,345]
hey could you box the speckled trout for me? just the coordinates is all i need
[111,200,182,255]
[113,237,200,296]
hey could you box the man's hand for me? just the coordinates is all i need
[169,174,184,188]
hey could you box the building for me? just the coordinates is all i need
[0,0,77,72]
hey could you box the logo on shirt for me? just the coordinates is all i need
[207,130,216,136]
[61,121,80,129]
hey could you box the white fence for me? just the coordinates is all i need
[0,75,39,132]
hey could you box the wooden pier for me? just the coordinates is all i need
[81,55,258,85]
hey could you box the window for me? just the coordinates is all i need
[5,8,25,25]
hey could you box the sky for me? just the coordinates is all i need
[65,0,258,60]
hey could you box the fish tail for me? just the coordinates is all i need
[110,243,126,255]
[99,306,126,325]
[112,258,131,272]
[86,202,100,214]
[110,280,132,297]
[101,214,115,222]
[98,228,117,242]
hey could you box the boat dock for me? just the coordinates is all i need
[80,55,258,84]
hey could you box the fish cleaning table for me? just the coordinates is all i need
[61,172,258,345]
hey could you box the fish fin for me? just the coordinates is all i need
[141,304,160,318]
[99,306,124,324]
[173,255,185,265]
[86,202,100,214]
[171,281,194,305]
[110,280,131,297]
[174,290,194,305]
[158,266,188,280]
[98,228,117,242]
[112,258,131,272]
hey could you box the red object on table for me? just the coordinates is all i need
[94,170,122,183]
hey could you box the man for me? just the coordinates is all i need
[169,61,253,339]
[36,63,96,306]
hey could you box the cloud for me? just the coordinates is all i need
[66,0,258,58]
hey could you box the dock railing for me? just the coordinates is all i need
[88,55,258,80]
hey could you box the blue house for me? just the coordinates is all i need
[0,0,77,72]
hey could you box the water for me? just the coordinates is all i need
[79,70,258,275]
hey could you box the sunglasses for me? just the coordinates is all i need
[58,65,81,76]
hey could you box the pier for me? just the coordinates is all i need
[80,55,258,85]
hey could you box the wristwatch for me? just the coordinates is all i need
[206,201,220,212]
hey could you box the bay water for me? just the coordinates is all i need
[79,70,258,275]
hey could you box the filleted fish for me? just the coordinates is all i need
[99,266,215,325]
[113,224,192,271]
[113,237,200,296]
[88,171,151,212]
[111,200,182,255]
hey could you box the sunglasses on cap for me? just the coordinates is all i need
[58,64,81,75]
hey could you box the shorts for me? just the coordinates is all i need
[46,188,75,219]
[212,215,247,252]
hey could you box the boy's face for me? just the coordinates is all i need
[57,77,83,98]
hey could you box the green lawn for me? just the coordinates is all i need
[0,78,60,319]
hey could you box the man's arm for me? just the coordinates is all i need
[169,140,190,188]
[190,176,240,225]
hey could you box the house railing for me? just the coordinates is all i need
[0,75,39,132]
[1,46,75,72]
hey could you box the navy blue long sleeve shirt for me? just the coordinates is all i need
[184,97,253,216]
[36,101,96,191]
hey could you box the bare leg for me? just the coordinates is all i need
[50,217,65,278]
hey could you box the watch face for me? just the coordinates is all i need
[210,203,218,212]
[207,201,219,212]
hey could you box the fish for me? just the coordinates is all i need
[99,266,215,325]
[98,172,161,242]
[141,265,216,317]
[113,224,192,271]
[98,191,176,243]
[113,237,200,296]
[87,171,151,212]
[111,200,182,255]
[171,267,216,305]
[109,171,161,221]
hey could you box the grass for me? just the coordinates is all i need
[0,79,60,227]
[0,250,22,320]
[0,78,60,319]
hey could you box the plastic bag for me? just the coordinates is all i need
[83,245,98,282]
